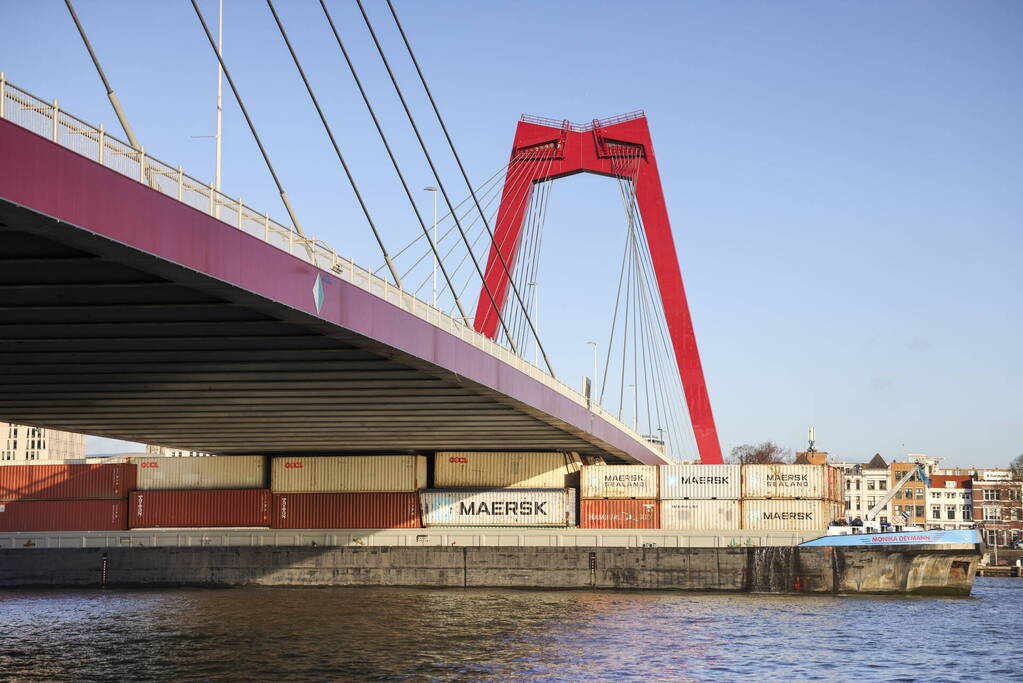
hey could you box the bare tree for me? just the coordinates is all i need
[729,441,792,465]
[1010,453,1023,480]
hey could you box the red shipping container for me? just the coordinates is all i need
[130,489,271,528]
[0,499,127,532]
[0,463,136,501]
[580,499,660,529]
[273,492,422,529]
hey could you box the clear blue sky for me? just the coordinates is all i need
[4,1,1021,467]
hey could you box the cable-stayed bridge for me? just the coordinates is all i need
[0,1,723,466]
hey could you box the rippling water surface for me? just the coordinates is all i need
[1,578,1020,681]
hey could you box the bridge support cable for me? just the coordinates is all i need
[64,0,140,151]
[265,0,402,288]
[189,0,311,258]
[384,0,555,378]
[353,1,524,360]
[317,0,468,324]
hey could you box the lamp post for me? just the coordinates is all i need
[586,341,598,399]
[424,186,438,307]
[628,383,637,431]
[527,280,539,365]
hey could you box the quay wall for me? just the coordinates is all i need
[0,533,979,595]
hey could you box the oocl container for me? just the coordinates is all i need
[434,452,583,489]
[659,465,740,500]
[579,499,659,529]
[0,499,128,532]
[580,465,658,499]
[741,464,843,500]
[740,499,844,531]
[660,499,741,530]
[0,463,136,501]
[270,455,427,493]
[134,455,265,490]
[420,489,576,527]
[272,492,422,529]
[129,489,271,528]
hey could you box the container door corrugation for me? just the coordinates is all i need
[579,499,659,529]
[433,452,582,488]
[740,499,844,531]
[0,499,128,532]
[420,489,577,527]
[270,455,427,493]
[133,455,265,490]
[272,493,422,529]
[659,465,741,500]
[129,489,272,528]
[580,465,658,499]
[659,499,741,530]
[0,463,136,501]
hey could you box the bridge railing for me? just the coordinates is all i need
[0,75,660,460]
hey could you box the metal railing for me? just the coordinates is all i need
[520,111,646,132]
[0,74,660,460]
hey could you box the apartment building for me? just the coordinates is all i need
[925,475,973,530]
[0,422,86,461]
[972,474,1023,547]
[835,454,893,522]
[144,445,213,457]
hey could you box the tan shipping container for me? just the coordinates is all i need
[659,465,741,500]
[741,464,843,500]
[133,456,265,490]
[580,465,658,499]
[660,499,741,530]
[434,452,582,489]
[271,455,427,493]
[740,499,844,531]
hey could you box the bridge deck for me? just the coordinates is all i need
[0,105,667,464]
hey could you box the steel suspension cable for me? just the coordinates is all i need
[384,0,555,376]
[190,0,309,252]
[317,0,467,323]
[266,0,402,288]
[354,0,520,356]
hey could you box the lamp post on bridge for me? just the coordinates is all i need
[424,186,438,307]
[586,341,598,402]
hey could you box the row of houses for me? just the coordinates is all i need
[821,452,1022,546]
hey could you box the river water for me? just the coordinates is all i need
[0,578,1019,681]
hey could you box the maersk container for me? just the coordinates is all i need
[660,499,741,530]
[659,465,741,500]
[741,464,843,500]
[133,455,264,490]
[579,499,659,529]
[0,499,127,532]
[272,492,422,529]
[129,489,271,528]
[270,455,427,493]
[580,465,658,499]
[420,489,576,527]
[434,451,583,489]
[740,499,844,531]
[0,463,136,501]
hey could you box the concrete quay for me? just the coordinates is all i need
[0,529,979,595]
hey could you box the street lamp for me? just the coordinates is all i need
[628,383,637,431]
[586,341,598,398]
[424,186,438,307]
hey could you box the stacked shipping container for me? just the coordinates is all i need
[579,465,660,529]
[740,464,845,531]
[658,465,741,530]
[270,455,427,529]
[423,452,582,527]
[0,463,134,531]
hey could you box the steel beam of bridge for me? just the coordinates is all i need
[0,117,669,465]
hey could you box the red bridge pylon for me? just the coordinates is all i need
[473,112,723,465]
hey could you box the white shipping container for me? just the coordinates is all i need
[271,455,427,493]
[659,499,741,530]
[420,489,577,527]
[741,464,839,500]
[580,465,658,499]
[741,499,844,531]
[434,452,582,489]
[659,465,741,500]
[133,455,265,490]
